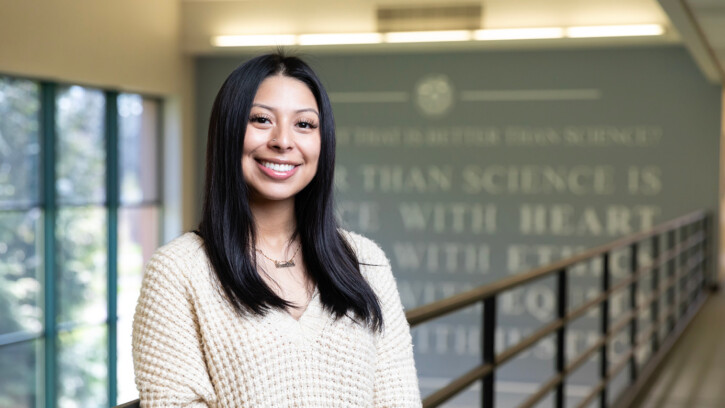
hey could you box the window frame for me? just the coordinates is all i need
[0,76,163,408]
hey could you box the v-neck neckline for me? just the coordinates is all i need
[288,286,320,322]
[267,287,331,345]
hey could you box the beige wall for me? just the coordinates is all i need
[1,0,183,94]
[0,0,197,235]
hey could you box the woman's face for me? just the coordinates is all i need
[242,75,321,204]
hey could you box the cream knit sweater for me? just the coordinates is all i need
[132,231,422,407]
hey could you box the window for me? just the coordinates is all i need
[0,77,162,408]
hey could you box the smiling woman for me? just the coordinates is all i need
[131,53,422,407]
[242,75,321,204]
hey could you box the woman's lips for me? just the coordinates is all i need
[256,160,300,180]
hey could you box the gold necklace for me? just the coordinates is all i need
[256,244,301,268]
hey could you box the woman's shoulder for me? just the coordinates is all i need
[339,229,389,265]
[154,231,206,258]
[339,230,396,292]
[144,232,208,282]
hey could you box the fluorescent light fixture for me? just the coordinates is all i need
[566,24,664,38]
[212,34,296,47]
[298,33,383,46]
[384,30,472,43]
[474,28,565,41]
[211,24,667,48]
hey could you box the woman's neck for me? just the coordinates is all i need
[250,198,297,250]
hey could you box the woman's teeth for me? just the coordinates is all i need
[262,161,295,172]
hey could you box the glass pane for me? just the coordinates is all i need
[116,312,138,403]
[0,78,40,208]
[118,94,160,204]
[56,86,105,205]
[117,206,159,402]
[56,207,107,325]
[0,340,41,408]
[0,209,42,335]
[117,206,159,320]
[57,326,108,408]
[119,95,159,205]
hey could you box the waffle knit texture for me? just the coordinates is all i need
[132,231,422,407]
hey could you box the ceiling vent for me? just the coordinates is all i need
[376,3,483,32]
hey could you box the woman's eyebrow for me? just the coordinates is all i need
[297,108,320,117]
[252,103,319,117]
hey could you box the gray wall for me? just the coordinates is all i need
[195,46,721,407]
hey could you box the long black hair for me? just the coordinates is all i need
[198,53,383,331]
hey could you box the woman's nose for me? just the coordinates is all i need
[268,126,293,151]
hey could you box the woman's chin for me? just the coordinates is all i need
[248,190,299,204]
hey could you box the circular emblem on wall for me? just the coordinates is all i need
[415,74,455,118]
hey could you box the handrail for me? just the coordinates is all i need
[115,210,711,408]
[406,210,706,327]
[406,210,712,408]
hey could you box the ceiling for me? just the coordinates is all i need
[180,0,725,83]
[684,0,725,82]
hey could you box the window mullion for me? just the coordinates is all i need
[40,81,57,408]
[106,90,120,407]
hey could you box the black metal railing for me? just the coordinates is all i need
[116,210,712,408]
[405,210,712,408]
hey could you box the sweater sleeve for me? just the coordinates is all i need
[132,250,216,407]
[356,235,422,408]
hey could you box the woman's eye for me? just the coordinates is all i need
[250,115,271,124]
[297,120,318,129]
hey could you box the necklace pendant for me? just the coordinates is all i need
[274,260,296,268]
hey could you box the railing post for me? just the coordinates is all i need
[688,222,697,305]
[702,215,710,290]
[556,268,567,408]
[482,296,496,407]
[600,252,610,408]
[629,243,638,382]
[651,234,660,354]
[667,230,676,333]
[678,226,687,318]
